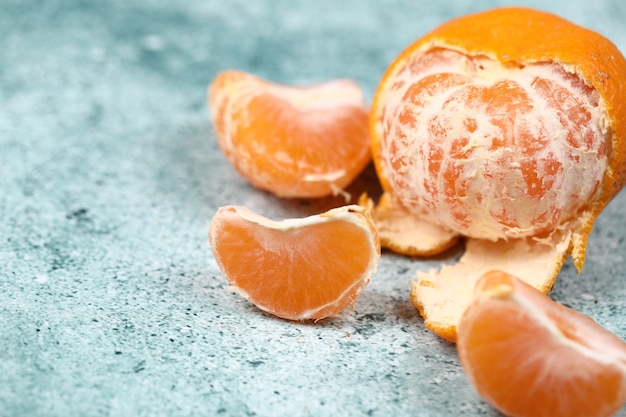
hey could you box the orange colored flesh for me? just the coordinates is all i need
[209,70,371,198]
[457,271,626,417]
[209,205,380,320]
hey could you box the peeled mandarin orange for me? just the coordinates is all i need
[367,7,626,341]
[370,7,626,269]
[209,204,380,321]
[208,70,371,198]
[457,271,626,417]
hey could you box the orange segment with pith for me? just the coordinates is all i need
[209,205,380,321]
[457,271,626,417]
[209,70,371,198]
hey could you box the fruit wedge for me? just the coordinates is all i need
[457,271,626,417]
[209,205,380,320]
[209,71,371,198]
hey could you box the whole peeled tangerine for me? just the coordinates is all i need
[370,7,626,270]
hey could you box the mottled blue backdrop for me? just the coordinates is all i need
[2,1,626,416]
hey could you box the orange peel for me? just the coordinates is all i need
[410,229,571,342]
[358,192,458,257]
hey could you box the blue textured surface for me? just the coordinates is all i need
[2,1,626,416]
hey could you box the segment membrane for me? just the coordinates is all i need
[380,48,608,239]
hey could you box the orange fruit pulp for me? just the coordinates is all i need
[208,70,371,199]
[209,204,380,321]
[457,271,626,417]
[370,6,626,271]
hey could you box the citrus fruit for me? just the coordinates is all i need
[209,204,380,321]
[457,271,626,417]
[370,6,626,270]
[208,70,371,198]
[368,7,626,341]
[411,230,571,343]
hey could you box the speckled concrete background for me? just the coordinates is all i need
[2,1,626,416]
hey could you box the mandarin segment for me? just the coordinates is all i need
[370,7,626,272]
[208,70,372,198]
[209,204,380,321]
[457,271,626,417]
